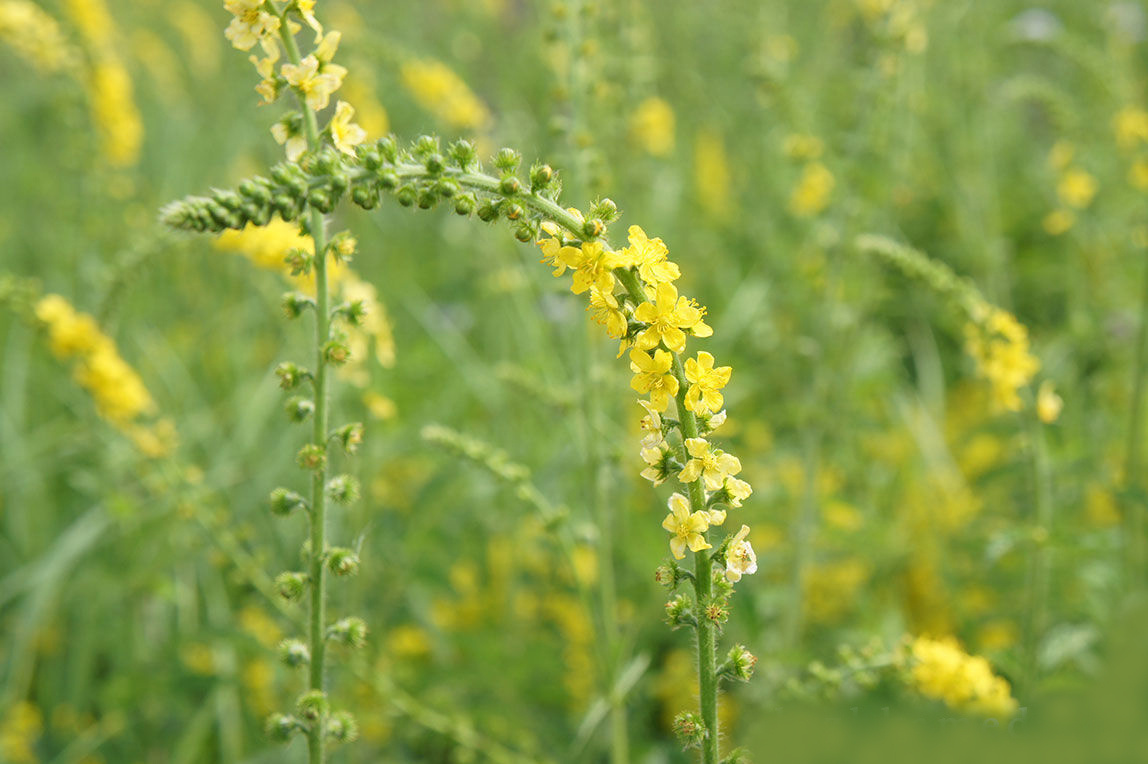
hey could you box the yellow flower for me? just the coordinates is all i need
[1114,106,1148,152]
[633,282,712,353]
[89,61,142,166]
[684,350,731,415]
[329,100,366,155]
[537,235,576,277]
[908,635,1017,718]
[250,48,280,104]
[271,120,307,161]
[400,58,491,130]
[723,476,753,507]
[587,286,627,338]
[630,96,675,157]
[619,225,680,286]
[1048,140,1074,170]
[788,162,835,216]
[223,0,280,52]
[679,437,742,492]
[282,53,345,112]
[1057,168,1097,209]
[723,525,757,582]
[1036,380,1062,423]
[629,349,679,412]
[964,307,1040,412]
[294,0,322,35]
[637,399,664,448]
[568,241,622,295]
[661,493,711,559]
[640,442,672,485]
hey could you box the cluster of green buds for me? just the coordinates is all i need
[160,134,595,248]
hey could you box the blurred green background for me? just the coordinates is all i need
[3,0,1148,761]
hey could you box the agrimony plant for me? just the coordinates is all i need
[161,2,760,761]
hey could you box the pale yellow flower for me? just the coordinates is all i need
[662,493,711,559]
[679,437,742,492]
[724,525,757,582]
[223,0,280,52]
[282,53,345,111]
[329,100,366,155]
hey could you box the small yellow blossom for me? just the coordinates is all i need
[271,120,307,161]
[679,437,742,492]
[630,96,676,157]
[1056,168,1097,209]
[964,305,1040,411]
[618,225,680,286]
[788,162,834,216]
[568,241,622,295]
[637,399,664,448]
[223,0,280,52]
[250,48,280,103]
[587,286,627,338]
[640,442,672,485]
[329,100,367,155]
[629,349,679,412]
[684,350,731,415]
[1036,380,1062,423]
[1114,106,1148,152]
[662,493,711,559]
[633,283,712,353]
[294,0,322,35]
[723,476,753,507]
[908,635,1018,718]
[282,53,345,112]
[724,525,757,582]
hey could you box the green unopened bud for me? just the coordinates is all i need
[362,149,382,170]
[295,690,329,722]
[214,189,242,212]
[296,443,326,471]
[476,199,500,222]
[334,299,367,325]
[327,546,360,575]
[282,292,315,319]
[377,169,398,190]
[504,203,524,221]
[494,147,521,172]
[672,711,709,750]
[514,221,537,242]
[325,475,360,506]
[270,163,294,185]
[265,713,302,742]
[454,193,476,216]
[329,172,349,195]
[286,176,307,200]
[499,175,522,196]
[351,185,379,209]
[720,748,751,764]
[270,487,307,516]
[308,190,333,213]
[275,571,308,601]
[414,134,440,156]
[449,139,477,170]
[718,644,757,682]
[278,638,310,667]
[396,184,416,207]
[425,153,444,174]
[582,218,604,239]
[435,178,459,198]
[416,186,437,209]
[284,396,314,422]
[273,195,297,219]
[591,197,619,222]
[334,422,364,454]
[376,136,397,162]
[327,616,367,648]
[326,710,359,743]
[664,594,694,629]
[530,163,554,190]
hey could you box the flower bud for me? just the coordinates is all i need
[454,193,476,216]
[265,713,301,742]
[326,710,359,743]
[351,185,378,209]
[425,153,445,174]
[591,197,619,222]
[329,172,349,195]
[295,690,329,722]
[396,184,416,207]
[494,147,521,172]
[721,748,751,764]
[327,616,368,648]
[325,475,360,506]
[719,644,757,682]
[582,218,605,239]
[278,638,310,667]
[270,164,294,185]
[449,139,477,170]
[326,546,360,575]
[275,571,308,601]
[275,362,307,390]
[504,203,524,221]
[376,136,398,162]
[308,190,334,213]
[530,163,554,191]
[435,179,459,198]
[672,711,709,750]
[414,134,440,157]
[296,443,326,471]
[323,340,351,366]
[499,175,522,196]
[270,487,307,516]
[362,149,382,170]
[334,422,364,454]
[282,292,315,319]
[416,186,437,209]
[284,396,315,422]
[377,170,399,190]
[476,199,500,222]
[514,221,537,242]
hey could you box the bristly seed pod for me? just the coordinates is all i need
[275,362,307,390]
[334,422,364,454]
[275,571,308,601]
[673,712,709,750]
[295,690,329,722]
[327,617,368,648]
[326,546,360,575]
[285,396,315,422]
[265,713,302,742]
[325,475,360,506]
[269,487,308,516]
[296,443,326,471]
[326,710,359,743]
[278,638,311,667]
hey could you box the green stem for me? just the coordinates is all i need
[1126,255,1148,587]
[279,17,331,764]
[1024,414,1054,691]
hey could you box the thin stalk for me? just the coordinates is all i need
[1126,255,1148,586]
[279,18,331,764]
[1024,415,1054,691]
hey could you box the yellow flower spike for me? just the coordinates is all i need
[637,399,664,448]
[223,0,280,52]
[329,100,367,155]
[723,525,757,582]
[629,349,679,412]
[684,350,732,415]
[250,49,280,104]
[282,54,344,112]
[622,225,681,286]
[587,287,628,339]
[662,493,711,559]
[400,58,491,130]
[679,437,742,491]
[908,636,1017,718]
[569,241,620,295]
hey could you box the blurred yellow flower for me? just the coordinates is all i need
[330,100,367,155]
[1056,168,1097,209]
[1114,106,1148,152]
[629,96,676,157]
[1042,208,1074,235]
[400,58,491,130]
[1036,380,1062,423]
[908,635,1017,718]
[788,162,835,216]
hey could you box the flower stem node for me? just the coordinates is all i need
[326,546,360,575]
[333,422,364,454]
[278,638,311,667]
[718,645,758,682]
[327,616,368,648]
[265,713,303,742]
[270,487,308,516]
[325,474,360,505]
[296,443,326,471]
[326,710,359,743]
[275,362,309,390]
[664,594,695,629]
[282,292,316,319]
[295,690,329,723]
[672,711,710,750]
[275,571,308,601]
